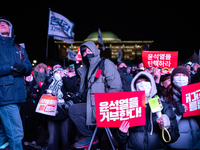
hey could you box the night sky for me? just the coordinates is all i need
[2,1,200,63]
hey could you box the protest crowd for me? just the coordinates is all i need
[0,16,200,150]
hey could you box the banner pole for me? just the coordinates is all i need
[46,35,49,63]
[46,8,51,63]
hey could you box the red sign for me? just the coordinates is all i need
[94,91,146,127]
[142,51,178,73]
[35,94,58,116]
[182,82,200,117]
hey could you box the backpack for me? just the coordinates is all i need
[16,44,23,62]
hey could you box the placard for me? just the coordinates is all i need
[94,91,146,127]
[36,94,57,116]
[181,82,200,117]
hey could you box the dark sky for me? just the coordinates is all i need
[2,1,200,63]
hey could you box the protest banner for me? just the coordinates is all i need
[35,94,57,116]
[98,28,105,51]
[181,82,200,117]
[142,51,178,73]
[94,91,146,127]
[67,48,77,61]
[48,9,74,38]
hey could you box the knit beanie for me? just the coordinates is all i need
[171,66,191,83]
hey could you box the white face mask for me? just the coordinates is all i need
[54,73,62,81]
[140,67,145,70]
[136,81,151,97]
[173,76,188,88]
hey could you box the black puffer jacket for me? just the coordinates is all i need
[115,72,180,150]
[115,102,180,150]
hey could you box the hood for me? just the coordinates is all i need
[34,63,50,74]
[0,16,13,38]
[131,71,157,99]
[80,41,100,65]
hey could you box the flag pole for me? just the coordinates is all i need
[46,36,49,63]
[46,8,51,63]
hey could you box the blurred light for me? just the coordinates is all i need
[33,60,37,63]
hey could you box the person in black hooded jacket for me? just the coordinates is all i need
[117,61,132,92]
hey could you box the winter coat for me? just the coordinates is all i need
[0,19,32,105]
[77,41,122,126]
[115,72,180,150]
[163,88,200,149]
[39,75,78,121]
[118,69,131,91]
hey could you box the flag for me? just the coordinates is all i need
[117,47,121,62]
[48,9,75,41]
[67,48,77,61]
[143,43,148,50]
[54,36,74,44]
[98,28,105,51]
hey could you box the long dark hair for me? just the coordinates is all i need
[162,83,181,107]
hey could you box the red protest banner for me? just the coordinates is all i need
[181,82,200,117]
[142,51,178,73]
[35,94,58,116]
[94,91,146,127]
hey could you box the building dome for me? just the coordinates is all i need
[84,31,121,41]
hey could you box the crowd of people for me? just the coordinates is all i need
[0,17,200,150]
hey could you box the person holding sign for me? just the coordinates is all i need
[115,71,179,150]
[38,65,77,150]
[162,66,200,149]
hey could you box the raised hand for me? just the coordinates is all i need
[119,120,130,133]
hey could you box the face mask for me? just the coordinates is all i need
[173,76,188,88]
[120,67,127,73]
[86,54,94,60]
[140,67,145,70]
[136,81,151,97]
[54,73,62,81]
[82,54,94,66]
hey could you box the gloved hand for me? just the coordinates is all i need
[11,63,26,77]
[174,102,185,115]
[157,114,170,129]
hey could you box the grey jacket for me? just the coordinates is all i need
[77,41,122,125]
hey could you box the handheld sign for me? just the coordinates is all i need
[94,91,146,127]
[181,82,200,117]
[36,94,57,116]
[142,51,178,73]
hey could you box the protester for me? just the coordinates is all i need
[137,61,144,70]
[191,62,200,75]
[191,64,200,84]
[23,63,50,145]
[117,61,132,91]
[162,66,200,149]
[39,64,78,150]
[115,71,179,150]
[0,16,32,150]
[68,41,122,149]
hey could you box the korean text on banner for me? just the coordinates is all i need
[94,91,146,127]
[181,82,200,117]
[48,9,74,38]
[142,51,178,71]
[35,94,57,116]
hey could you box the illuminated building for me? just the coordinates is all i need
[55,31,153,65]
